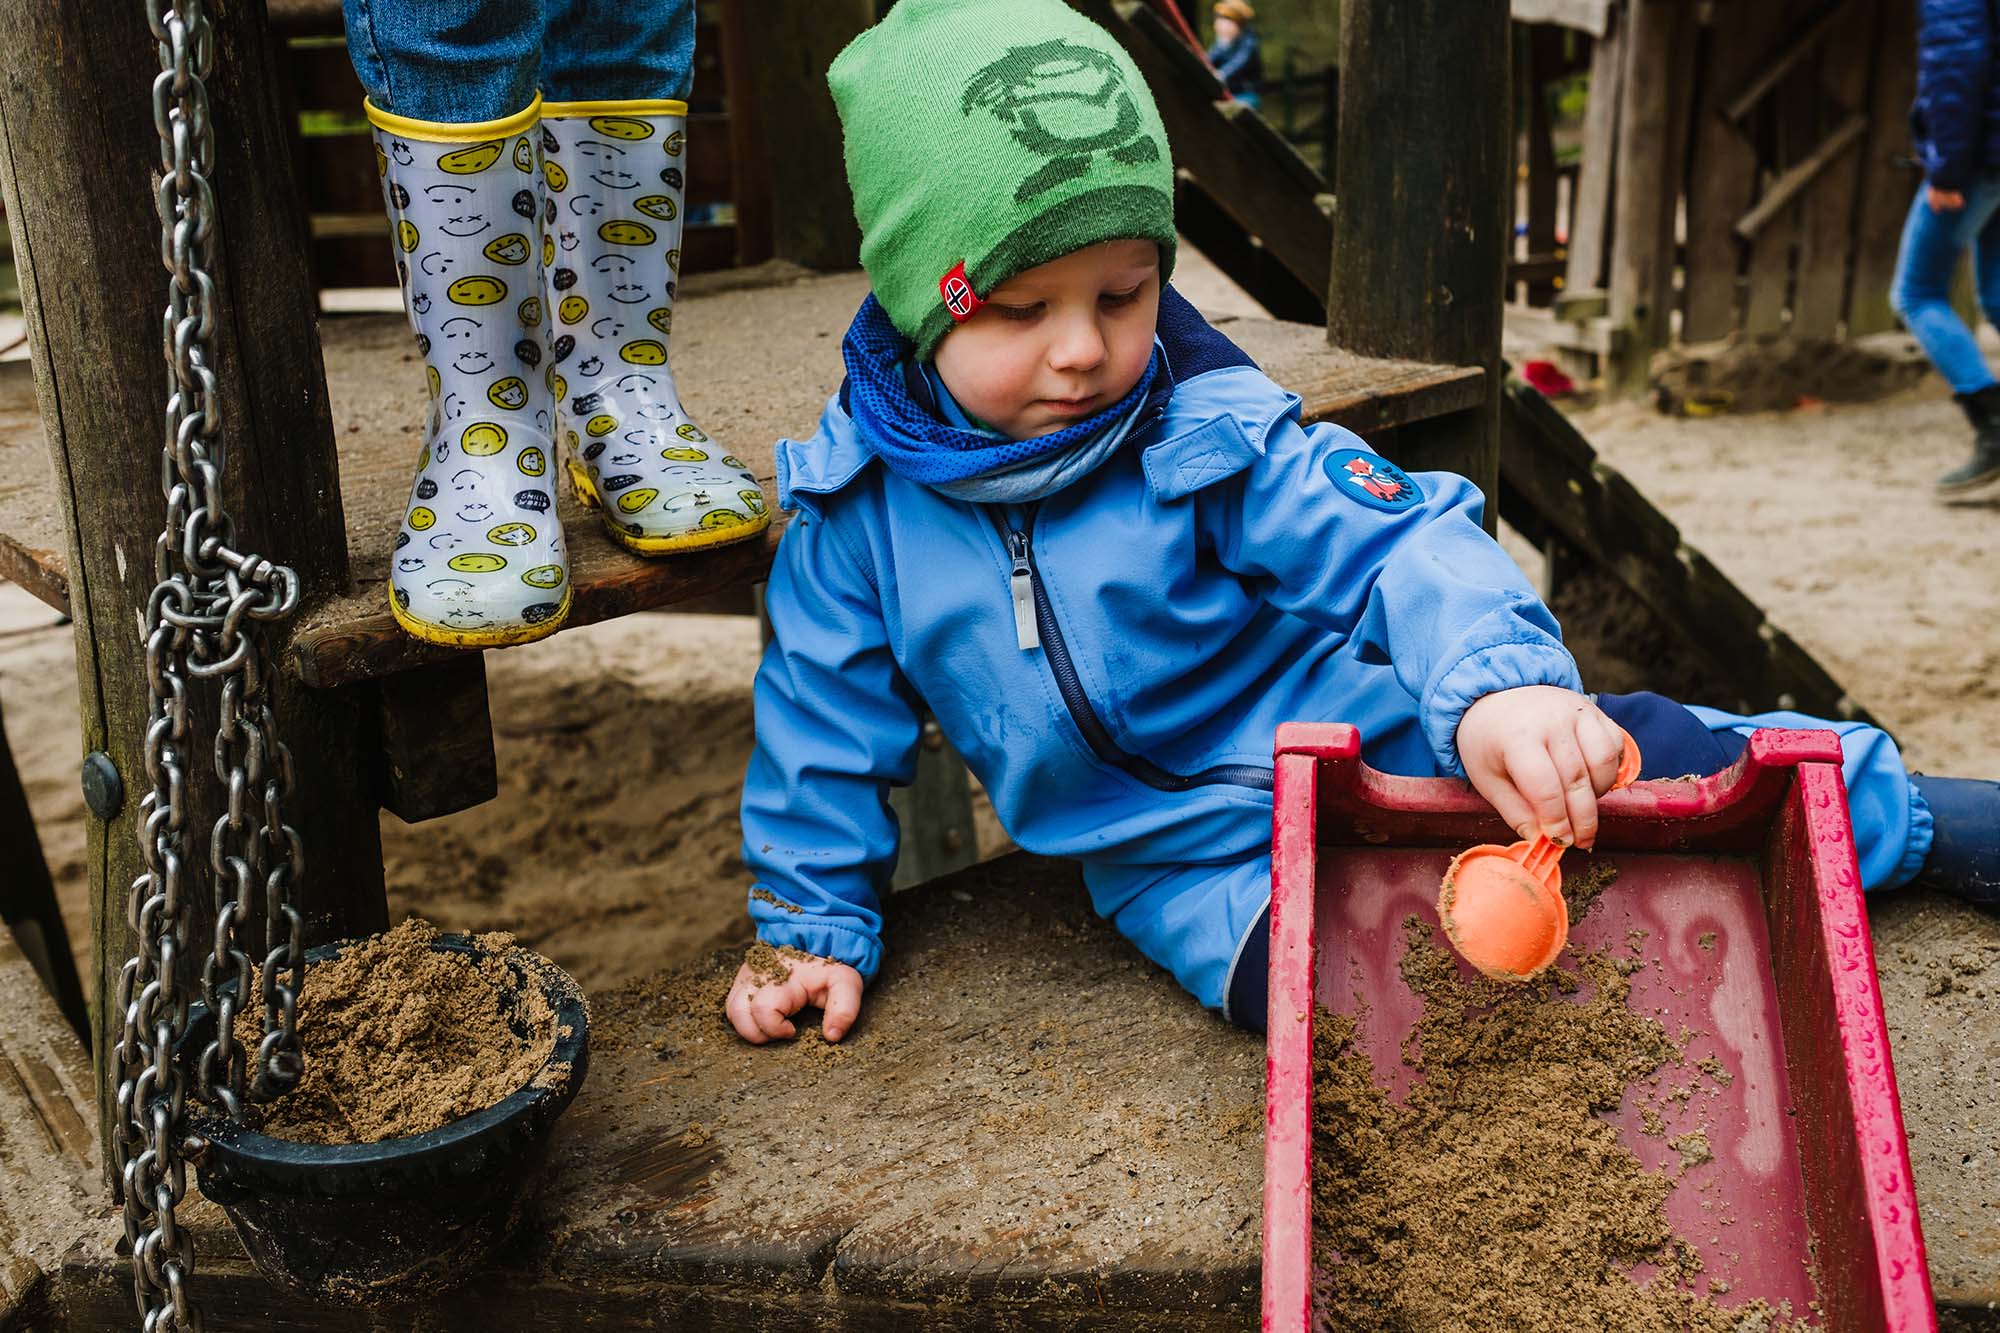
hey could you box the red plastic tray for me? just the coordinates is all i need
[1262,724,1934,1332]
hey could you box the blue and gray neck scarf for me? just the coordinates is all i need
[839,294,1168,503]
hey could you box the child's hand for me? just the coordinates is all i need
[724,948,865,1044]
[1455,686,1629,849]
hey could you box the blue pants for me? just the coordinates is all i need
[1187,692,1932,1032]
[341,0,694,122]
[1889,176,2000,394]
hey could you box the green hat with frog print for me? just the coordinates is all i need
[827,0,1178,359]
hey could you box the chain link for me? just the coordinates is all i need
[115,1,309,1327]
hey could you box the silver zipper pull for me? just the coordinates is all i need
[1009,532,1040,652]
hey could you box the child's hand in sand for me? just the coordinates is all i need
[1456,685,1629,850]
[724,945,864,1044]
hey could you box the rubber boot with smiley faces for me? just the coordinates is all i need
[539,101,771,554]
[368,96,571,647]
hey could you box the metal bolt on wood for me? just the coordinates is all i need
[113,0,310,1326]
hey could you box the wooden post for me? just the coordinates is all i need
[739,0,872,271]
[1606,0,1694,393]
[1845,0,1919,336]
[1524,26,1563,307]
[0,0,388,1168]
[1328,0,1511,521]
[1561,9,1623,302]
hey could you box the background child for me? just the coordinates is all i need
[725,0,1996,1045]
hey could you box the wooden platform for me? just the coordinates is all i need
[0,268,1482,690]
[8,859,1998,1329]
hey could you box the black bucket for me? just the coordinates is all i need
[177,933,588,1306]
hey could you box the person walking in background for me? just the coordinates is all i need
[1206,1,1263,110]
[1893,0,2000,494]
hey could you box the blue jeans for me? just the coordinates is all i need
[1889,175,2000,394]
[342,0,694,123]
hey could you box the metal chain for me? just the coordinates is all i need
[113,1,309,1327]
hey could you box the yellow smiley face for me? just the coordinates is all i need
[615,487,660,514]
[437,141,504,175]
[397,219,420,253]
[512,137,534,172]
[426,365,441,399]
[588,115,655,141]
[487,376,529,410]
[518,447,547,477]
[666,248,682,274]
[483,233,530,265]
[522,564,565,589]
[563,429,579,450]
[740,490,767,515]
[543,160,568,192]
[517,296,543,328]
[634,194,678,222]
[620,339,666,366]
[647,307,673,335]
[448,552,508,573]
[558,295,589,325]
[408,506,436,531]
[486,522,537,546]
[660,445,708,461]
[664,130,686,157]
[374,142,388,176]
[598,219,657,247]
[446,275,507,306]
[722,454,748,469]
[699,509,747,529]
[585,414,619,438]
[461,422,509,455]
[550,372,567,399]
[675,423,709,443]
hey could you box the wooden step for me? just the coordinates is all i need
[0,269,1482,690]
[54,854,1267,1330]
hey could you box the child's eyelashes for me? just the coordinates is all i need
[1100,285,1144,308]
[990,287,1142,321]
[993,302,1042,321]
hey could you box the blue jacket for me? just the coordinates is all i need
[740,294,1582,1007]
[1915,0,2000,189]
[1206,30,1263,98]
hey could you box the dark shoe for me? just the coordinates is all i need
[1943,386,2000,493]
[1909,775,2000,907]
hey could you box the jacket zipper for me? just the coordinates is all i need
[993,503,1274,794]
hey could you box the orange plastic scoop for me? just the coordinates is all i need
[1439,732,1642,980]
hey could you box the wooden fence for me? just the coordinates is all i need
[1515,0,1923,390]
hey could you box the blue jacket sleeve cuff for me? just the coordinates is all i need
[752,911,885,984]
[1422,641,1585,777]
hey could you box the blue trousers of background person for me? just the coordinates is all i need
[1890,175,2000,394]
[342,0,693,120]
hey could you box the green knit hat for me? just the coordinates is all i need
[828,0,1178,359]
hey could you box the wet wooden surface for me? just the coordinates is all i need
[0,269,1480,689]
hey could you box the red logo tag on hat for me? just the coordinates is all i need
[940,261,982,322]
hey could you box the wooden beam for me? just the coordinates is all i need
[1732,111,1869,241]
[372,657,499,824]
[1329,0,1511,519]
[1563,13,1624,298]
[0,0,389,1172]
[717,0,773,268]
[1607,0,1695,392]
[1791,0,1877,335]
[1845,0,1921,336]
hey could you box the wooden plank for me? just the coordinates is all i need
[1500,383,1871,721]
[53,856,1265,1330]
[1741,0,1822,337]
[1563,14,1623,298]
[1329,0,1510,512]
[373,657,499,824]
[717,0,774,267]
[1790,0,1877,335]
[1607,0,1695,391]
[1524,27,1564,306]
[0,928,97,1329]
[1512,0,1614,35]
[1682,0,1795,342]
[0,271,1484,688]
[1845,0,1920,335]
[0,0,391,1169]
[1733,111,1868,242]
[1174,174,1325,323]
